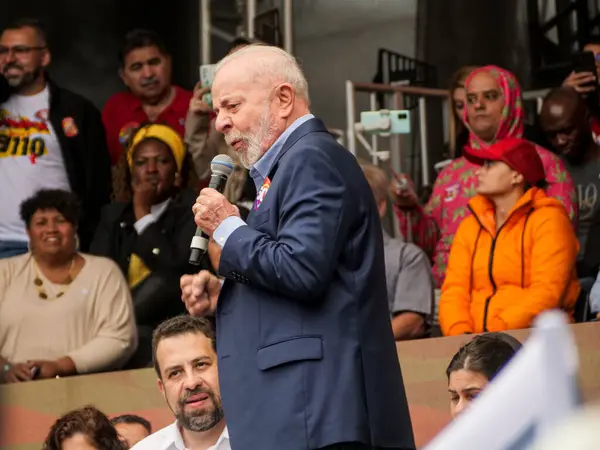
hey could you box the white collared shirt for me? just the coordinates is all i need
[133,198,172,234]
[131,422,230,450]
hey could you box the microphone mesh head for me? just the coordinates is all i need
[211,154,235,177]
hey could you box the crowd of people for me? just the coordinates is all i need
[0,12,598,450]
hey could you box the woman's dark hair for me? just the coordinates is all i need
[448,66,478,159]
[446,333,522,382]
[110,414,152,434]
[19,189,81,228]
[43,405,126,450]
[111,122,197,202]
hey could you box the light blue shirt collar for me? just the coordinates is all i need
[249,114,314,191]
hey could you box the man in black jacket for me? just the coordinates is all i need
[0,18,110,255]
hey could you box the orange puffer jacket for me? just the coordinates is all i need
[439,187,580,336]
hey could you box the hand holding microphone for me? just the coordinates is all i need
[189,154,236,265]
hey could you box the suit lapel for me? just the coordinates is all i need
[265,118,329,180]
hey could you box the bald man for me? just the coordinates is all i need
[540,87,600,283]
[181,46,415,450]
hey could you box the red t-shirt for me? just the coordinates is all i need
[101,85,192,165]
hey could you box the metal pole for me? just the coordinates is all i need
[391,92,403,174]
[419,97,430,186]
[200,0,211,64]
[369,93,378,164]
[211,26,236,43]
[345,81,356,155]
[247,0,256,38]
[283,0,293,53]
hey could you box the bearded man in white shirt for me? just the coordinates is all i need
[132,315,229,450]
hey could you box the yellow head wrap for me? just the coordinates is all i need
[127,124,186,173]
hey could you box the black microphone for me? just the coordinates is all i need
[189,154,235,265]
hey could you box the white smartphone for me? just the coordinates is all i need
[199,64,216,108]
[360,110,411,135]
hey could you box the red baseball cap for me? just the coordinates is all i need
[464,138,546,186]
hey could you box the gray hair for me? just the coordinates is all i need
[215,45,310,104]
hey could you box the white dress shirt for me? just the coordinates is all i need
[131,422,230,450]
[133,198,171,234]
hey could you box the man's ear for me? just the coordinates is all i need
[276,83,295,119]
[40,48,51,69]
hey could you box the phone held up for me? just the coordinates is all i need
[199,64,216,109]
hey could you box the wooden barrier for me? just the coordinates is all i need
[2,322,599,449]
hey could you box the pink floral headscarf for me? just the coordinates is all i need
[463,65,524,150]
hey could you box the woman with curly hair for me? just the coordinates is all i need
[0,189,136,383]
[43,405,126,450]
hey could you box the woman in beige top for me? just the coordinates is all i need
[0,189,137,383]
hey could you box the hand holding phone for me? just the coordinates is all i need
[566,51,599,94]
[199,64,216,109]
[189,82,213,115]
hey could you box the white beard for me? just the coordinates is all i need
[226,106,275,169]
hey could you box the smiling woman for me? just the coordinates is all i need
[0,189,137,384]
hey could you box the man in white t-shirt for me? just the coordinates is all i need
[0,18,111,257]
[132,315,229,450]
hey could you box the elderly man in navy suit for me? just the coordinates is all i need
[181,45,415,450]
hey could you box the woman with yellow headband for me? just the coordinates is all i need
[90,124,211,367]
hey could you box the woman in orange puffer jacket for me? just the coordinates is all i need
[439,137,580,336]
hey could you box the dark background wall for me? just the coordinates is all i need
[1,0,236,109]
[416,0,531,89]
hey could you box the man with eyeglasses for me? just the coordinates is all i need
[0,18,110,257]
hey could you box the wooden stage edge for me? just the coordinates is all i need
[1,322,599,449]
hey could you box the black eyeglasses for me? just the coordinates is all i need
[0,45,46,57]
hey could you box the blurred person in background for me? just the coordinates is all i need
[43,405,126,450]
[540,87,600,293]
[562,38,600,145]
[90,124,206,368]
[439,138,580,336]
[103,29,191,169]
[111,415,152,448]
[0,189,136,383]
[563,38,600,96]
[448,66,478,159]
[446,333,522,418]
[391,65,577,289]
[361,162,433,340]
[0,18,111,255]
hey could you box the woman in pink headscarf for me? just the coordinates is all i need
[392,65,578,288]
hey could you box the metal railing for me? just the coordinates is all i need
[346,81,450,187]
[345,81,551,185]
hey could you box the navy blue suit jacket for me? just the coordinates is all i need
[217,118,415,450]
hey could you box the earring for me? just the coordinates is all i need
[75,235,80,251]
